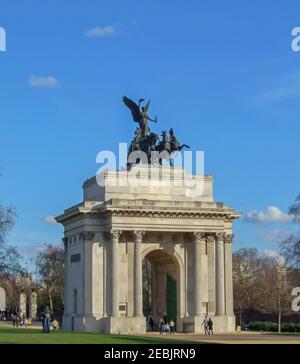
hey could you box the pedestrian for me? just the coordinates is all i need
[201,315,209,335]
[12,314,16,327]
[169,319,175,334]
[159,317,165,334]
[165,322,170,334]
[15,316,20,328]
[42,306,51,333]
[148,317,155,331]
[208,317,213,335]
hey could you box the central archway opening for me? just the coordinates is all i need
[142,249,178,330]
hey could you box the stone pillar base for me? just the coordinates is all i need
[62,314,105,332]
[105,316,146,335]
[181,315,236,334]
[206,315,236,334]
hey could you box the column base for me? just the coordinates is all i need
[62,314,105,332]
[105,316,146,334]
[180,315,236,334]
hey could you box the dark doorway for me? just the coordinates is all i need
[143,249,178,329]
[167,275,177,324]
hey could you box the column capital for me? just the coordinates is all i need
[206,234,215,244]
[110,230,122,240]
[193,232,206,242]
[133,230,145,241]
[79,232,95,241]
[215,232,226,241]
[224,233,234,244]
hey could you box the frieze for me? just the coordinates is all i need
[105,209,235,221]
[79,232,95,241]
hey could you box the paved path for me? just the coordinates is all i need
[1,321,300,343]
[143,331,300,344]
[0,320,41,329]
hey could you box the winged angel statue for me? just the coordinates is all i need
[123,96,157,138]
[122,96,189,166]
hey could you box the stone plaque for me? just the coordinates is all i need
[70,253,81,263]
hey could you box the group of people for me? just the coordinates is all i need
[148,316,175,334]
[149,315,214,335]
[201,316,214,335]
[0,309,19,322]
[40,306,59,332]
[0,310,8,321]
[41,306,51,333]
[11,313,32,327]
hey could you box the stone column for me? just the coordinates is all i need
[103,242,107,317]
[80,232,95,316]
[29,290,37,319]
[224,233,234,315]
[111,230,122,317]
[0,287,6,311]
[193,232,205,316]
[19,291,27,317]
[133,230,145,317]
[206,234,216,314]
[63,238,69,314]
[215,232,225,316]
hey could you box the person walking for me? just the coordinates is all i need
[42,306,51,333]
[201,315,209,335]
[165,322,170,334]
[208,317,213,335]
[11,313,16,327]
[169,319,175,334]
[148,317,155,331]
[15,315,20,328]
[159,317,165,334]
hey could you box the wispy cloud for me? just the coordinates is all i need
[261,229,291,243]
[44,215,58,225]
[85,25,117,39]
[29,75,58,88]
[244,206,293,224]
[263,250,285,265]
[18,243,45,258]
[257,71,300,102]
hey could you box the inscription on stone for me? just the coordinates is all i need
[70,254,81,263]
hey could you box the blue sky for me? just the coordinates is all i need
[1,0,300,267]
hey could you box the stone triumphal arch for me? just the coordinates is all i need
[56,165,240,334]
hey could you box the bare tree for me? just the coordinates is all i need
[280,194,300,268]
[259,254,291,333]
[233,248,261,325]
[233,248,293,331]
[0,201,23,277]
[35,244,64,313]
[0,205,15,244]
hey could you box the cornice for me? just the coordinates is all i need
[103,209,239,221]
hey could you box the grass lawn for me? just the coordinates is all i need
[0,326,197,344]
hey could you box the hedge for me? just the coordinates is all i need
[247,321,300,332]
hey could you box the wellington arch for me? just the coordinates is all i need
[56,165,240,334]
